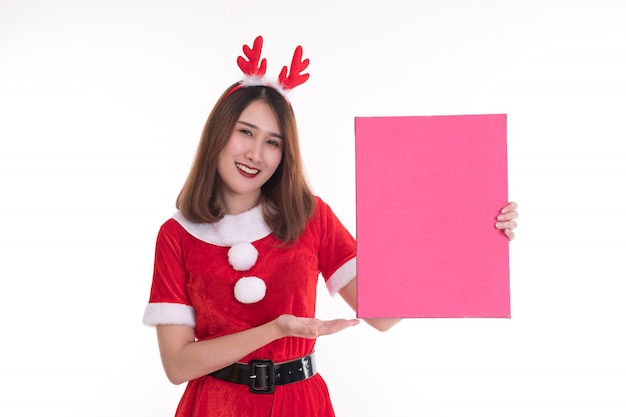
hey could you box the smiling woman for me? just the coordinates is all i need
[141,36,518,417]
[143,81,362,416]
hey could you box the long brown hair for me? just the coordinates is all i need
[176,83,315,243]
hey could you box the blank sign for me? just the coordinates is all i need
[355,114,510,318]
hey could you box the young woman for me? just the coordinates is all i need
[143,37,519,417]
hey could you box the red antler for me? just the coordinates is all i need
[278,45,310,90]
[237,36,267,77]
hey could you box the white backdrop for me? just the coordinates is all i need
[1,0,625,416]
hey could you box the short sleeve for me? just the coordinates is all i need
[315,198,357,295]
[142,219,196,327]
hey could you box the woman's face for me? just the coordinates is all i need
[216,99,283,213]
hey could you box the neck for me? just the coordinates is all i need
[218,192,261,215]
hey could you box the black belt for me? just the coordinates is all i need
[209,353,317,394]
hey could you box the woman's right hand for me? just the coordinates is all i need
[274,314,360,339]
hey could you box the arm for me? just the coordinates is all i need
[338,279,401,332]
[156,314,359,385]
[335,202,519,330]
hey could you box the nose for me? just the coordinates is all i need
[244,138,263,163]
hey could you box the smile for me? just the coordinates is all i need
[236,163,260,175]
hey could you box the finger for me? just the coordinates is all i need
[316,319,360,337]
[505,228,515,241]
[496,220,517,230]
[501,201,518,214]
[323,319,360,333]
[497,211,519,221]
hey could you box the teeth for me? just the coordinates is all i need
[236,163,259,175]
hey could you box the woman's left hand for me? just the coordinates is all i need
[496,201,518,241]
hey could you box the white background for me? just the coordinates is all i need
[1,0,625,416]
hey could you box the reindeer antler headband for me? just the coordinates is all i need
[226,36,310,99]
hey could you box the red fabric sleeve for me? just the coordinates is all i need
[148,219,192,305]
[314,198,357,289]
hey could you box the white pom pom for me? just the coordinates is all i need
[228,242,259,271]
[234,277,266,304]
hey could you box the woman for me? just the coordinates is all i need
[143,37,518,416]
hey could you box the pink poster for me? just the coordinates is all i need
[355,114,510,318]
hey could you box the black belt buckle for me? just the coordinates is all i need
[249,359,275,394]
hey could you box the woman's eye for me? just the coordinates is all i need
[240,129,252,136]
[267,139,280,147]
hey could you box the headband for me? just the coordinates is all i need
[226,36,310,99]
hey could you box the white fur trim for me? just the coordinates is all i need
[228,242,259,271]
[326,257,357,296]
[172,206,272,246]
[143,302,196,327]
[240,76,291,100]
[234,276,266,304]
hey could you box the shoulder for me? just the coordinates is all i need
[157,215,187,237]
[153,216,190,253]
[312,195,332,216]
[307,196,347,231]
[312,195,346,219]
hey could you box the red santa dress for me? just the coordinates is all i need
[143,197,356,417]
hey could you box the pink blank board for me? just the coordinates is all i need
[355,114,510,318]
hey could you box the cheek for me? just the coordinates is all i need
[224,136,245,154]
[216,148,230,170]
[269,149,283,170]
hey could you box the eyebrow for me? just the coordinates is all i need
[237,120,284,140]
